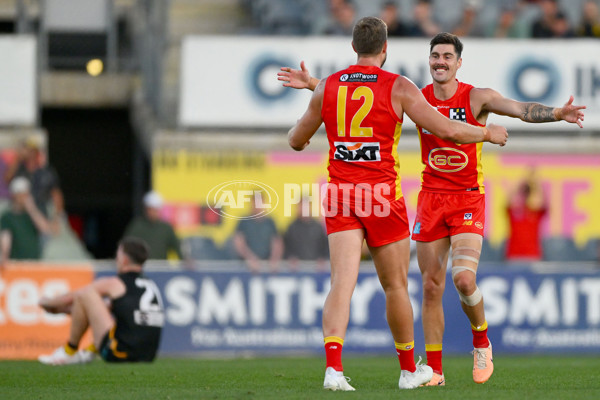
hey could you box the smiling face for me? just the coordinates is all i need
[429,43,462,84]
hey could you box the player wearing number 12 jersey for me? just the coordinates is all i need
[280,31,583,387]
[285,17,507,391]
[38,237,164,365]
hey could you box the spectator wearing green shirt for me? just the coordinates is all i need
[1,177,54,268]
[233,203,284,273]
[124,191,182,260]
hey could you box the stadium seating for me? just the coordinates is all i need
[542,236,584,262]
[182,236,227,260]
[252,0,310,35]
[479,239,506,263]
[581,238,600,262]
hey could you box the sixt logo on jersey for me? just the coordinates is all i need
[334,142,381,162]
[449,107,466,121]
[340,73,378,83]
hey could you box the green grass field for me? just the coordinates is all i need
[1,355,599,399]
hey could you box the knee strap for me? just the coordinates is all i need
[451,265,477,279]
[451,266,482,306]
[457,286,482,306]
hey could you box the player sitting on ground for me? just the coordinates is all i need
[38,237,164,365]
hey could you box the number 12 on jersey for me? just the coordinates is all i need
[336,86,374,138]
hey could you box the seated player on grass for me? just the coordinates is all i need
[38,237,164,365]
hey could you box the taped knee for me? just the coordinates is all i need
[458,286,482,306]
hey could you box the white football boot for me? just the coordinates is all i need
[323,367,356,391]
[38,346,90,365]
[398,357,434,389]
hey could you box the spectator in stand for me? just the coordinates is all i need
[578,0,600,37]
[406,0,441,37]
[452,0,485,37]
[322,0,356,36]
[379,1,410,37]
[491,3,530,38]
[0,177,54,270]
[4,135,64,218]
[123,191,182,260]
[531,0,559,37]
[505,168,547,262]
[552,11,576,37]
[283,199,329,271]
[531,0,574,38]
[233,203,283,273]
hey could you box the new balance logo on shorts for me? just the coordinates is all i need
[334,142,381,162]
[464,213,473,220]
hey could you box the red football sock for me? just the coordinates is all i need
[324,336,344,371]
[425,344,443,375]
[395,341,416,372]
[472,321,489,348]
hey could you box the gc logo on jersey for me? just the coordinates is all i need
[449,107,466,121]
[334,142,381,162]
[428,147,468,172]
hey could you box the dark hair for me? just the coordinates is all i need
[429,32,463,58]
[119,237,149,265]
[352,17,387,56]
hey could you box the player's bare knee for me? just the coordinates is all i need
[74,286,97,302]
[422,279,444,301]
[382,282,408,298]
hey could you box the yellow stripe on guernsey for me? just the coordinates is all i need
[395,340,414,350]
[392,122,403,200]
[324,336,344,345]
[417,128,426,186]
[425,343,443,352]
[476,141,485,194]
[109,326,128,359]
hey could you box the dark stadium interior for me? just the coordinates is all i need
[42,107,149,258]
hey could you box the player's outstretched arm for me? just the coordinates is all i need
[479,89,586,128]
[39,291,75,314]
[278,61,321,91]
[288,80,325,151]
[393,77,508,146]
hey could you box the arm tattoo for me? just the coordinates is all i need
[522,103,556,123]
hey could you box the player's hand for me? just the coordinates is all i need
[278,61,311,90]
[487,124,508,147]
[556,95,586,128]
[22,194,36,212]
[246,256,261,274]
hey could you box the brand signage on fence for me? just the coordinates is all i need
[179,37,600,130]
[3,264,598,359]
[149,267,600,355]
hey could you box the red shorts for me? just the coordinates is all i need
[411,191,485,242]
[324,195,410,247]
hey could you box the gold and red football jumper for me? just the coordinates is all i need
[320,65,409,246]
[417,81,485,194]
